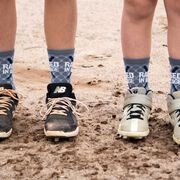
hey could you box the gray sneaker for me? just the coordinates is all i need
[118,87,152,139]
[167,91,180,145]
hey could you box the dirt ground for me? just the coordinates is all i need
[0,0,179,179]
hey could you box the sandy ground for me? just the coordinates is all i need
[0,0,179,179]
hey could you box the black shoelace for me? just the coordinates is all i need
[175,110,180,127]
[127,104,146,120]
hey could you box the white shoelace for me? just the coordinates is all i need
[41,97,88,120]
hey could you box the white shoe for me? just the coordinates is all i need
[118,87,152,139]
[167,91,180,145]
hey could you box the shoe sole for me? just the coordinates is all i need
[44,127,79,138]
[173,135,180,145]
[0,129,12,138]
[117,129,149,139]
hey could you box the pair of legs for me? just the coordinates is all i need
[122,0,180,59]
[118,0,180,144]
[0,0,79,139]
[0,0,76,51]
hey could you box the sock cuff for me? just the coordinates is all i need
[48,49,75,56]
[123,57,150,65]
[0,50,14,58]
[169,57,180,66]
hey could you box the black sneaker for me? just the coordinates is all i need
[0,84,19,138]
[44,83,79,138]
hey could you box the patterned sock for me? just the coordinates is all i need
[48,49,74,83]
[124,57,150,90]
[169,57,180,93]
[0,50,15,88]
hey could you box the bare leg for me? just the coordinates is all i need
[164,0,180,145]
[117,0,158,139]
[0,1,17,139]
[0,0,16,87]
[0,0,16,51]
[164,0,180,93]
[121,0,157,58]
[44,0,79,139]
[44,0,77,84]
[164,0,180,59]
[44,0,77,49]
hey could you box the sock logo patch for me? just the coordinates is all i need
[139,72,148,83]
[48,51,74,83]
[2,64,12,75]
[170,58,180,92]
[126,72,148,85]
[127,72,134,83]
[171,72,180,84]
[49,61,60,72]
[65,62,72,72]
[124,58,149,89]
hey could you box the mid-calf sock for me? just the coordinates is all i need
[124,57,150,90]
[0,50,15,88]
[48,49,74,83]
[169,57,180,93]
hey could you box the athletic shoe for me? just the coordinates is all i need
[0,84,19,138]
[44,83,79,138]
[167,91,180,145]
[117,87,152,139]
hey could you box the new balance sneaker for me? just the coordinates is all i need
[0,84,18,138]
[117,87,152,139]
[44,83,79,138]
[167,91,180,145]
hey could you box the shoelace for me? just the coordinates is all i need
[174,110,180,126]
[41,97,88,120]
[0,89,18,115]
[126,104,146,120]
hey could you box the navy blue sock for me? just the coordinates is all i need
[169,57,180,93]
[48,49,74,84]
[0,50,15,88]
[124,57,150,90]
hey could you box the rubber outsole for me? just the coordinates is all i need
[0,129,12,138]
[117,129,149,139]
[173,135,180,145]
[44,127,79,138]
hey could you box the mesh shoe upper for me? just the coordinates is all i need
[118,87,152,134]
[0,84,18,133]
[44,83,78,133]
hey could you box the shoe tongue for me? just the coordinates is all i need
[129,87,147,95]
[0,83,13,90]
[47,83,73,98]
[171,91,180,99]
